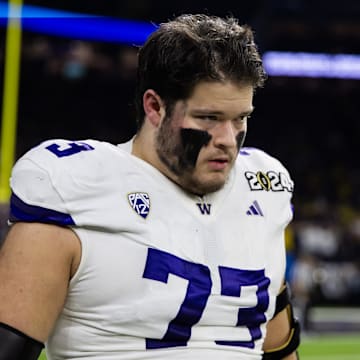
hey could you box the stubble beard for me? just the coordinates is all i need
[155,117,231,195]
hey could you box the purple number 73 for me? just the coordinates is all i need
[143,248,270,349]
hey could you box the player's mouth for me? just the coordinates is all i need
[208,158,229,171]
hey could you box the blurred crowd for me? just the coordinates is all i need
[286,201,360,330]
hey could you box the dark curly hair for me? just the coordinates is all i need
[135,14,266,129]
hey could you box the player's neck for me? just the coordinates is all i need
[132,131,162,172]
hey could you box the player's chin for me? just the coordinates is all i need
[197,173,228,193]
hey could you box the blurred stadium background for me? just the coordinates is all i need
[0,0,359,357]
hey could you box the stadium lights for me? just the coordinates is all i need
[0,1,359,80]
[0,1,158,44]
[263,51,360,80]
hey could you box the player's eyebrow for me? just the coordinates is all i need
[191,107,255,117]
[237,108,255,117]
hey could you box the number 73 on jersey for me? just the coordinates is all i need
[143,248,270,349]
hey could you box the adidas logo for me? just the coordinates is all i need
[246,200,264,216]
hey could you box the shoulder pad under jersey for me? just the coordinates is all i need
[237,147,294,193]
[10,139,120,225]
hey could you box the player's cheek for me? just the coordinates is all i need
[179,128,212,168]
[236,130,247,151]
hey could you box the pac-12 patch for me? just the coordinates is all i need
[128,192,150,219]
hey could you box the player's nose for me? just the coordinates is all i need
[212,120,238,148]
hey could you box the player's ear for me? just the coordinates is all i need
[143,89,165,127]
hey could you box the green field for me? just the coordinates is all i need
[39,333,360,359]
[298,333,360,359]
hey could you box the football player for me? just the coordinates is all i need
[0,14,299,359]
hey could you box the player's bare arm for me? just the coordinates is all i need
[263,284,300,359]
[0,222,81,353]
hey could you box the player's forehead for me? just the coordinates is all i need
[185,80,254,114]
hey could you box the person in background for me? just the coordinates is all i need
[0,14,299,359]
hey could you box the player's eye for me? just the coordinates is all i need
[196,115,218,121]
[234,115,250,124]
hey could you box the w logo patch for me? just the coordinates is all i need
[196,203,212,215]
[128,192,150,219]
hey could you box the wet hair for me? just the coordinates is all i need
[135,14,266,129]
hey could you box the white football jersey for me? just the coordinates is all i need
[10,139,294,360]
